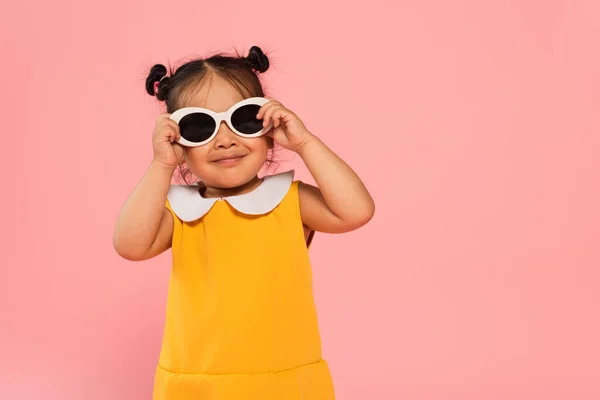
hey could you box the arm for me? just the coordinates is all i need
[297,136,375,233]
[113,160,176,261]
[258,100,375,234]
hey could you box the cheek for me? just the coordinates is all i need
[183,147,211,172]
[246,137,270,156]
[184,147,208,161]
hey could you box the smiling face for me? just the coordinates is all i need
[181,73,270,191]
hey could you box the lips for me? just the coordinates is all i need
[211,154,247,164]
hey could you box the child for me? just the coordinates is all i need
[113,46,374,400]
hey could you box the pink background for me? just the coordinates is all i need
[2,0,599,399]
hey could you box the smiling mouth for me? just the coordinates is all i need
[212,155,246,164]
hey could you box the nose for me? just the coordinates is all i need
[212,121,239,149]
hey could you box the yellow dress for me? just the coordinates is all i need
[153,171,335,400]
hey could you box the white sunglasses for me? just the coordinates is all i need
[169,97,272,147]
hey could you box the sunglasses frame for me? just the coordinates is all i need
[169,97,272,147]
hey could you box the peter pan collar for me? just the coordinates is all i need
[167,170,294,222]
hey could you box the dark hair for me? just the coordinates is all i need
[145,46,278,184]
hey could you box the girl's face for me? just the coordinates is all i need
[181,75,270,190]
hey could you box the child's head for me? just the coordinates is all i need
[145,46,276,189]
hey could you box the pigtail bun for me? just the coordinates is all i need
[247,46,269,73]
[145,64,169,100]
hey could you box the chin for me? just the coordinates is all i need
[206,166,261,189]
[213,175,251,189]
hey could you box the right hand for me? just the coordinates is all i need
[152,114,184,168]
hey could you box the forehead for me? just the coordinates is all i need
[184,74,246,112]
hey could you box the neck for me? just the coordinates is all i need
[202,176,262,198]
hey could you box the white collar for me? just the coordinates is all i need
[167,170,294,222]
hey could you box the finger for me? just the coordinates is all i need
[168,119,181,134]
[270,107,292,129]
[262,105,278,128]
[154,121,179,143]
[172,131,183,145]
[271,108,288,128]
[163,117,179,128]
[163,124,180,143]
[263,105,284,128]
[158,117,177,129]
[167,127,176,143]
[163,120,180,136]
[256,101,278,120]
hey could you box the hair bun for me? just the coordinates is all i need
[247,46,269,73]
[145,64,168,97]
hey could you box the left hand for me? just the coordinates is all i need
[256,99,314,153]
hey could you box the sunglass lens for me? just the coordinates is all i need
[179,113,216,143]
[231,104,263,135]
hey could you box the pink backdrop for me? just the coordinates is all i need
[2,1,599,399]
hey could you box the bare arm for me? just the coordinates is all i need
[257,100,374,234]
[297,136,375,233]
[114,112,183,261]
[113,161,176,261]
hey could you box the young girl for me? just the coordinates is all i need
[113,46,374,400]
